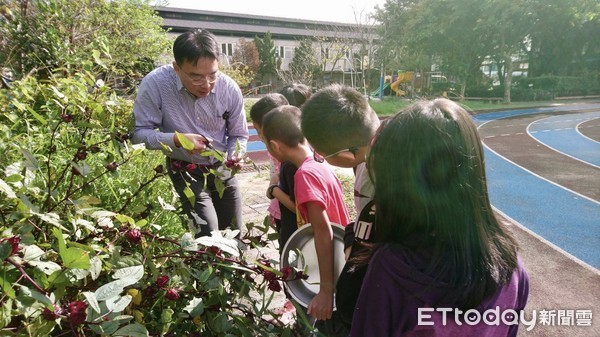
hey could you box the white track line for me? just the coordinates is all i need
[576,117,600,145]
[493,206,600,274]
[478,120,600,205]
[526,114,600,169]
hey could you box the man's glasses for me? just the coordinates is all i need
[179,69,220,86]
[313,146,359,163]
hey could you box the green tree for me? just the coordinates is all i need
[527,0,600,77]
[281,38,319,85]
[254,32,280,84]
[0,0,171,92]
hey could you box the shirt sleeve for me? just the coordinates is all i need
[224,84,248,158]
[294,170,327,222]
[131,75,176,149]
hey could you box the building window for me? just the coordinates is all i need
[277,46,294,59]
[221,43,234,57]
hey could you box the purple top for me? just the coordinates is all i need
[351,246,529,337]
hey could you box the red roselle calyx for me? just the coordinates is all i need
[165,288,180,300]
[67,301,87,325]
[156,275,169,289]
[125,229,142,244]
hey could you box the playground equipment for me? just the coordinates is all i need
[372,71,415,97]
[390,71,414,96]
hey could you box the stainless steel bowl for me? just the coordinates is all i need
[280,223,346,308]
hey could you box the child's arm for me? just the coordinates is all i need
[305,202,335,321]
[268,186,295,213]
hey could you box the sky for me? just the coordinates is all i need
[161,0,387,24]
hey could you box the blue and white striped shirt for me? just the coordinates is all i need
[131,64,248,165]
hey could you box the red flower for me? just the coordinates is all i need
[280,266,292,280]
[143,285,157,298]
[171,161,182,171]
[61,113,73,123]
[6,236,20,255]
[156,275,170,289]
[105,162,118,172]
[154,165,164,174]
[268,279,282,292]
[125,229,142,244]
[295,271,308,280]
[67,301,87,325]
[165,288,180,301]
[263,270,276,282]
[207,246,222,256]
[42,304,62,321]
[185,163,197,171]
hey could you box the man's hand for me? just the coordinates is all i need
[174,133,212,154]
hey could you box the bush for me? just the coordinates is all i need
[514,75,600,97]
[0,71,305,336]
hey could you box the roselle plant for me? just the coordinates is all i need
[0,70,312,336]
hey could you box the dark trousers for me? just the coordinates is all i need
[167,160,242,237]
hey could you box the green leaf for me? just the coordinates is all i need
[113,323,149,337]
[0,274,15,299]
[0,299,12,329]
[82,291,101,314]
[61,247,90,269]
[175,131,195,151]
[94,279,131,302]
[92,49,107,69]
[214,176,225,198]
[198,265,213,283]
[28,260,62,275]
[115,214,135,225]
[106,295,132,312]
[89,256,102,280]
[183,184,195,205]
[161,308,174,323]
[52,228,67,256]
[183,297,205,317]
[26,105,47,125]
[113,265,144,281]
[181,233,197,251]
[0,179,17,199]
[95,266,144,301]
[0,242,12,261]
[50,85,66,100]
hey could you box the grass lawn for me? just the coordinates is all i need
[245,95,595,121]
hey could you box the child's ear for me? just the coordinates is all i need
[268,139,280,153]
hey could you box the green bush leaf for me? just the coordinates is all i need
[113,323,149,337]
[0,179,17,199]
[175,131,194,152]
[83,291,101,314]
[183,297,204,317]
[61,247,90,269]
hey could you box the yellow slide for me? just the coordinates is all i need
[390,72,414,96]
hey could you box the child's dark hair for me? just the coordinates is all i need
[261,105,304,147]
[366,98,519,310]
[279,83,312,107]
[249,93,289,126]
[301,84,379,154]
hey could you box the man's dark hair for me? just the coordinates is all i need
[249,93,289,126]
[173,29,220,66]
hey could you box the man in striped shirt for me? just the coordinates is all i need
[132,29,249,237]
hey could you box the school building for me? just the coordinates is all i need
[154,6,379,92]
